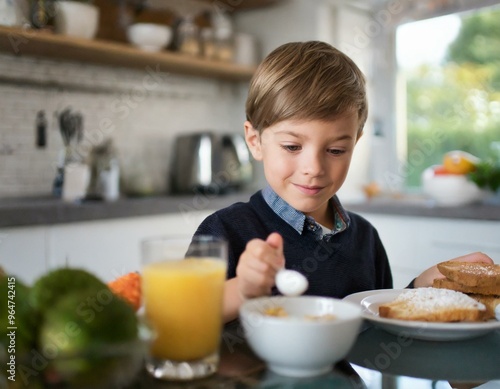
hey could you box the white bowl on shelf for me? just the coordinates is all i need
[127,23,172,52]
[421,166,485,207]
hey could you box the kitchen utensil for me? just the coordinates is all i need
[54,108,87,199]
[275,269,308,297]
[57,108,84,148]
[221,133,253,189]
[170,131,253,194]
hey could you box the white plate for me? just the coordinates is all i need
[343,289,500,341]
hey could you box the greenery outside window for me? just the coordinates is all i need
[396,5,500,189]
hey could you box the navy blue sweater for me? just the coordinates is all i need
[194,191,393,298]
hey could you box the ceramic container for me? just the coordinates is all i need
[421,166,485,206]
[0,0,28,27]
[127,23,172,52]
[54,1,99,39]
[62,162,90,203]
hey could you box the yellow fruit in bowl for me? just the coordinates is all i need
[443,151,480,175]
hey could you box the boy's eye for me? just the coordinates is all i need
[327,149,345,155]
[281,145,301,152]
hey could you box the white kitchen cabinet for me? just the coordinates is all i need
[359,213,500,288]
[0,211,212,285]
[0,226,47,284]
[47,211,212,282]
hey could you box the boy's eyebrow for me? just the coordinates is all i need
[330,134,354,141]
[274,130,302,138]
[275,130,354,142]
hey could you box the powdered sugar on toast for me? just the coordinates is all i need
[392,288,486,312]
[457,263,497,278]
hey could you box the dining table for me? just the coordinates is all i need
[117,319,500,389]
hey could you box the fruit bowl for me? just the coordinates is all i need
[8,321,152,389]
[422,166,486,206]
[43,339,147,388]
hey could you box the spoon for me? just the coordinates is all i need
[275,268,308,297]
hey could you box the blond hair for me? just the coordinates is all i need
[246,41,367,135]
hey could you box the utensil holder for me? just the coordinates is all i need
[62,161,90,203]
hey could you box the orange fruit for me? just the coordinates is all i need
[432,165,452,175]
[442,151,480,175]
[108,272,141,311]
[362,181,381,198]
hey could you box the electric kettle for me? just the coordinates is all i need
[170,131,253,194]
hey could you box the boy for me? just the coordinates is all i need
[193,41,493,323]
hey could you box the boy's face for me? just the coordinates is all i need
[245,115,361,227]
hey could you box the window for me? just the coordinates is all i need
[396,5,500,188]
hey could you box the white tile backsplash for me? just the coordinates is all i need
[0,54,247,198]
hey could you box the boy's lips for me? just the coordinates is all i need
[294,184,324,195]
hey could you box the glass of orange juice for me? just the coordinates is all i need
[141,235,227,381]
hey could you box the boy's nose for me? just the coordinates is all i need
[301,153,324,176]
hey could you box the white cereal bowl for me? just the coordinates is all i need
[127,23,172,52]
[421,166,485,207]
[239,296,362,377]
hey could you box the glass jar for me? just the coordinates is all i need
[177,16,200,56]
[212,11,234,62]
[200,27,216,60]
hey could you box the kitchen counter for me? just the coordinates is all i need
[1,193,500,228]
[346,196,500,221]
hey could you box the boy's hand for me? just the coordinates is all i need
[236,232,286,299]
[413,252,494,288]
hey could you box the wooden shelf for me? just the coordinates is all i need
[138,0,282,13]
[0,26,256,82]
[194,0,282,11]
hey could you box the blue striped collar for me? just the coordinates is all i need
[262,185,350,238]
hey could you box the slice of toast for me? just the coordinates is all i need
[379,288,486,322]
[437,261,500,288]
[433,278,500,296]
[468,294,500,320]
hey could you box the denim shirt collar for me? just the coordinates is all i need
[262,185,350,239]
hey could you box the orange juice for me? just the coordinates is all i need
[142,258,226,361]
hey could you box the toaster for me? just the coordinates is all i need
[170,131,253,194]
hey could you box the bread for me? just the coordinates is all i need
[379,288,487,322]
[469,294,500,320]
[432,261,500,321]
[437,261,500,288]
[433,278,500,296]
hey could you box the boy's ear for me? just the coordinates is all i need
[244,121,263,161]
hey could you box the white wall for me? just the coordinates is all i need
[234,0,374,201]
[234,0,320,56]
